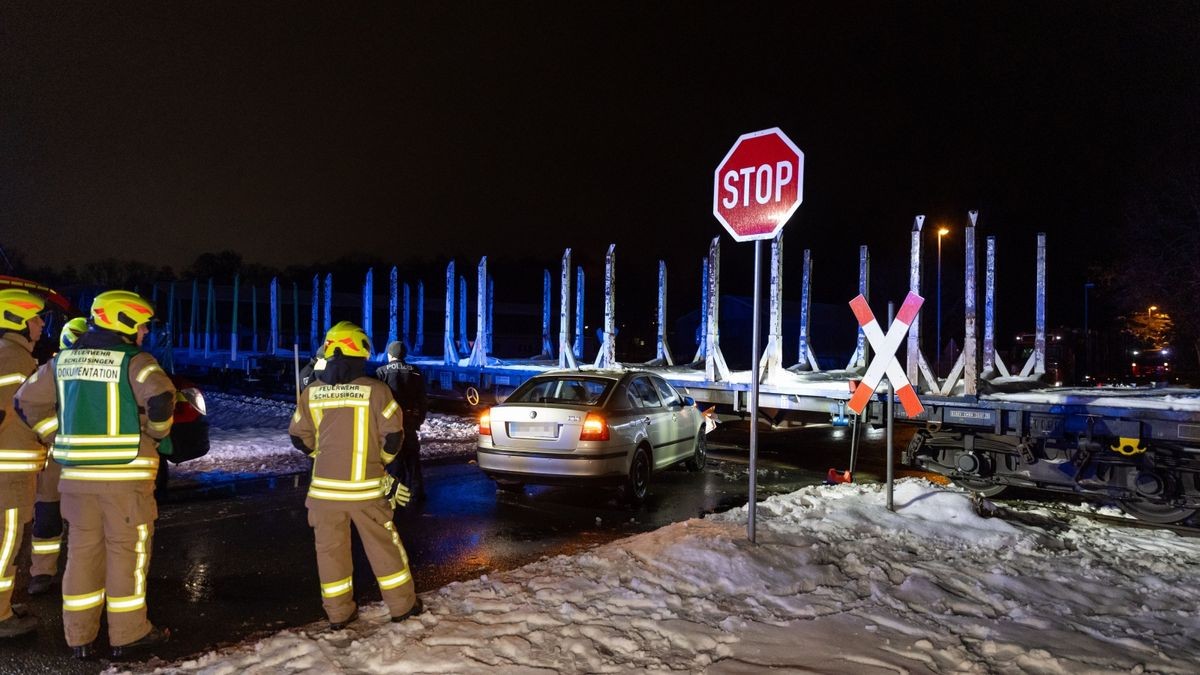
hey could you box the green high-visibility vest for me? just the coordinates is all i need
[52,345,142,466]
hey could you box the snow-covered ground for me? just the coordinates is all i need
[170,392,480,484]
[126,478,1200,674]
[136,392,1200,673]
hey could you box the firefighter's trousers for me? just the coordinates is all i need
[60,491,156,648]
[0,504,30,622]
[309,499,417,624]
[32,460,64,577]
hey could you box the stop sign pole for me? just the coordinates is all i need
[713,128,804,543]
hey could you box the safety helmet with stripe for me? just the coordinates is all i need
[59,316,89,349]
[323,321,372,358]
[91,290,155,335]
[0,289,46,331]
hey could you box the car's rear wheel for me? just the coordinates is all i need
[622,446,651,503]
[685,430,707,472]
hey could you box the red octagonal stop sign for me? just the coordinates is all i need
[712,127,805,242]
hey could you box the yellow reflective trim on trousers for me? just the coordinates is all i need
[106,594,145,612]
[384,520,410,566]
[376,569,411,590]
[34,417,58,436]
[32,538,61,554]
[320,576,353,598]
[0,373,27,386]
[307,486,386,501]
[310,476,383,490]
[0,509,18,583]
[107,381,119,435]
[135,364,162,384]
[61,468,155,481]
[382,400,399,419]
[63,589,106,611]
[353,407,367,481]
[134,523,149,596]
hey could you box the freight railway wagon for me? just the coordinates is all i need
[882,387,1200,524]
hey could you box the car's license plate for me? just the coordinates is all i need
[508,422,559,439]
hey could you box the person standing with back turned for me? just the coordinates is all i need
[14,291,175,659]
[374,340,428,503]
[289,321,423,629]
[0,289,46,638]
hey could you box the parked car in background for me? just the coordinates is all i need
[476,369,707,502]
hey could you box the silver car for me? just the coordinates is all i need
[476,369,707,501]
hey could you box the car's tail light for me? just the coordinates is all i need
[579,413,609,441]
[479,409,492,436]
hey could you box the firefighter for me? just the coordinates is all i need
[0,289,46,638]
[375,340,428,503]
[288,321,423,629]
[14,291,175,659]
[27,317,88,597]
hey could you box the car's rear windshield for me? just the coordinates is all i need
[506,376,612,406]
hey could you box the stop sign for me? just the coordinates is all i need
[712,127,805,242]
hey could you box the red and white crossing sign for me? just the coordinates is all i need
[847,292,925,417]
[712,128,804,242]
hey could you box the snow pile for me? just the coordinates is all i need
[171,393,480,484]
[133,479,1200,674]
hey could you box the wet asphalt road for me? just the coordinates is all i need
[0,422,915,674]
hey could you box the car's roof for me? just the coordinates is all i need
[532,368,643,381]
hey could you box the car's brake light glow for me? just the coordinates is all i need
[579,413,609,441]
[479,409,492,436]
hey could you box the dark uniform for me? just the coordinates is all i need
[375,342,428,502]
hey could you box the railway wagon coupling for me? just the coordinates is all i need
[889,394,1200,524]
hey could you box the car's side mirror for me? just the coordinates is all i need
[682,396,696,407]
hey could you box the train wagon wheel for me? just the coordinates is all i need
[1118,500,1198,525]
[951,477,1008,498]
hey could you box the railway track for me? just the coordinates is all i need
[974,496,1200,538]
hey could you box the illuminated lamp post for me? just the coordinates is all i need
[936,226,950,376]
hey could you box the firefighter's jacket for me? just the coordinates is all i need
[15,337,175,496]
[0,332,43,510]
[289,376,404,509]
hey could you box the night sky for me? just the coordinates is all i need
[3,2,1198,323]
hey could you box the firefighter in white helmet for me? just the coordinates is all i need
[14,291,175,659]
[288,321,423,629]
[0,289,47,638]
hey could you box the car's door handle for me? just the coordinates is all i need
[642,417,651,425]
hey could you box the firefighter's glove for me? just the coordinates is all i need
[382,473,411,508]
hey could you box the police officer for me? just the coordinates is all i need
[374,341,428,503]
[289,322,423,629]
[26,317,87,597]
[0,289,46,638]
[14,291,175,659]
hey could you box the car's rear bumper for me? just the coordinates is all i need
[476,444,630,482]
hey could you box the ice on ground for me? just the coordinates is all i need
[125,479,1200,674]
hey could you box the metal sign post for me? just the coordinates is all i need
[712,127,805,543]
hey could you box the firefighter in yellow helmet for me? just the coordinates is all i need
[0,289,47,638]
[288,321,423,629]
[14,291,176,659]
[24,317,90,598]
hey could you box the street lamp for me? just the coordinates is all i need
[1083,282,1095,382]
[936,226,949,376]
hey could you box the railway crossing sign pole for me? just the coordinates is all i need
[846,291,925,511]
[713,127,805,543]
